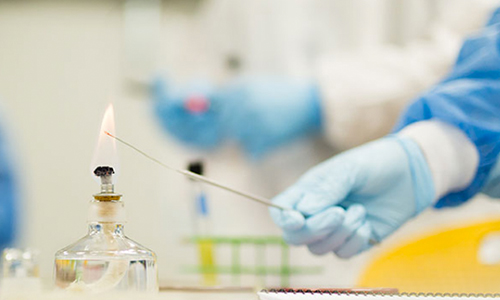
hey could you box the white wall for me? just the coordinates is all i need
[1,0,500,290]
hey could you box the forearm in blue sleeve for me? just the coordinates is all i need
[393,20,500,208]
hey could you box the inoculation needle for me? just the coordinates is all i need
[104,131,288,211]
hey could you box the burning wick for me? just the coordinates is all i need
[93,165,116,195]
[94,166,115,185]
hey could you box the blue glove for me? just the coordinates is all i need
[152,79,223,150]
[270,136,435,258]
[152,77,322,158]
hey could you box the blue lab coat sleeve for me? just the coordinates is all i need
[0,119,17,248]
[393,9,500,208]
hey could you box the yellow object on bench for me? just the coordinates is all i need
[358,219,500,293]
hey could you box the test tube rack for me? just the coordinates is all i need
[182,236,323,287]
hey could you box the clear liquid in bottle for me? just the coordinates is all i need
[55,257,157,292]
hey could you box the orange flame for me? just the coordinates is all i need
[90,104,119,182]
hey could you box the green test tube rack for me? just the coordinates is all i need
[183,236,323,287]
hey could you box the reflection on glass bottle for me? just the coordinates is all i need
[54,166,158,293]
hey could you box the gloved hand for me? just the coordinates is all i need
[152,79,222,150]
[152,77,322,158]
[269,136,435,258]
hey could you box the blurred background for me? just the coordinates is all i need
[1,0,500,291]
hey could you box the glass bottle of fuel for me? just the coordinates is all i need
[54,167,158,293]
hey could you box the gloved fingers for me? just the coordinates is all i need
[271,186,305,210]
[181,80,214,107]
[270,186,324,231]
[269,207,305,232]
[334,221,372,259]
[306,204,366,255]
[153,77,215,109]
[282,206,345,245]
[153,81,186,116]
[154,99,224,149]
[295,162,356,216]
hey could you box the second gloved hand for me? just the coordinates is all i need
[152,77,322,158]
[270,136,436,258]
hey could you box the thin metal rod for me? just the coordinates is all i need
[105,131,177,172]
[104,131,288,211]
[179,170,287,210]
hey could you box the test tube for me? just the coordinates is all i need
[188,161,217,286]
